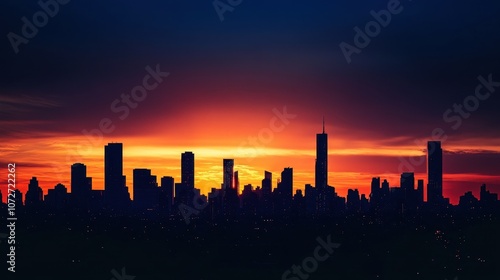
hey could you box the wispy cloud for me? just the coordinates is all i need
[0,94,60,115]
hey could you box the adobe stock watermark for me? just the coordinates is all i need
[7,0,71,54]
[282,235,340,280]
[178,189,220,225]
[49,64,169,176]
[398,73,499,173]
[49,65,168,183]
[339,0,404,64]
[213,0,243,22]
[110,267,135,280]
[235,106,297,164]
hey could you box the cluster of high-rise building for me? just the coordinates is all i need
[2,123,499,217]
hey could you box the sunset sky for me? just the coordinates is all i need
[1,0,500,204]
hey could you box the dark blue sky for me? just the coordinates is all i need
[1,0,499,143]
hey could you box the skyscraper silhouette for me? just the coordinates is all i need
[160,176,174,213]
[427,141,443,204]
[314,119,330,214]
[25,177,43,207]
[400,172,417,209]
[234,171,239,194]
[133,168,159,210]
[181,152,195,190]
[381,179,389,194]
[280,167,293,199]
[262,171,272,195]
[347,189,360,212]
[315,119,328,189]
[71,163,92,208]
[261,171,273,216]
[45,183,68,209]
[479,184,498,207]
[370,177,381,210]
[223,159,234,190]
[104,143,130,210]
[275,167,293,215]
[176,152,195,206]
[400,173,414,192]
[105,143,125,191]
[417,179,424,204]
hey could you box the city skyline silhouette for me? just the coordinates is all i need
[4,122,498,212]
[2,120,498,280]
[2,1,500,279]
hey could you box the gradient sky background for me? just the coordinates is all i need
[1,0,500,204]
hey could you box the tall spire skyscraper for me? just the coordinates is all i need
[322,116,325,133]
[315,119,328,189]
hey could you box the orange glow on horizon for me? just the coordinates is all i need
[2,130,499,206]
